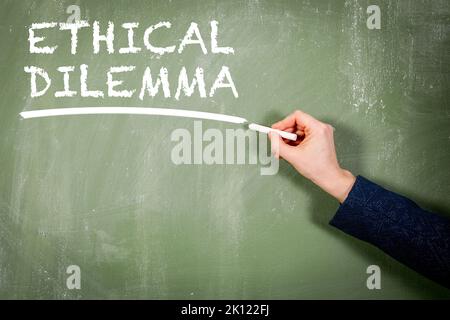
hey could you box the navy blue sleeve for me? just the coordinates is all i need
[330,176,450,288]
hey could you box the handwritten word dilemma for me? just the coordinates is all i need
[24,21,238,100]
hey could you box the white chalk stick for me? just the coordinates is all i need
[248,123,297,141]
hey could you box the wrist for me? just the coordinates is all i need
[317,168,356,203]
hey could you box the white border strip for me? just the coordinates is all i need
[19,107,248,124]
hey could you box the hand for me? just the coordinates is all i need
[269,110,356,203]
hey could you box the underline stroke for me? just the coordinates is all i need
[19,107,248,124]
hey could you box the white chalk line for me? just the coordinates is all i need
[19,107,248,124]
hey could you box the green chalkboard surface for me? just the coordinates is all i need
[0,0,449,299]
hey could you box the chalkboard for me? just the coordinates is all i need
[0,0,449,299]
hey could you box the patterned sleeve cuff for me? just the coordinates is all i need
[329,175,386,242]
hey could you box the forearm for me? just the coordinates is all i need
[330,176,450,288]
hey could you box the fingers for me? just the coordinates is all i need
[272,110,317,131]
[269,132,296,161]
[271,114,296,131]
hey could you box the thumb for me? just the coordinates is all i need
[269,132,296,161]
